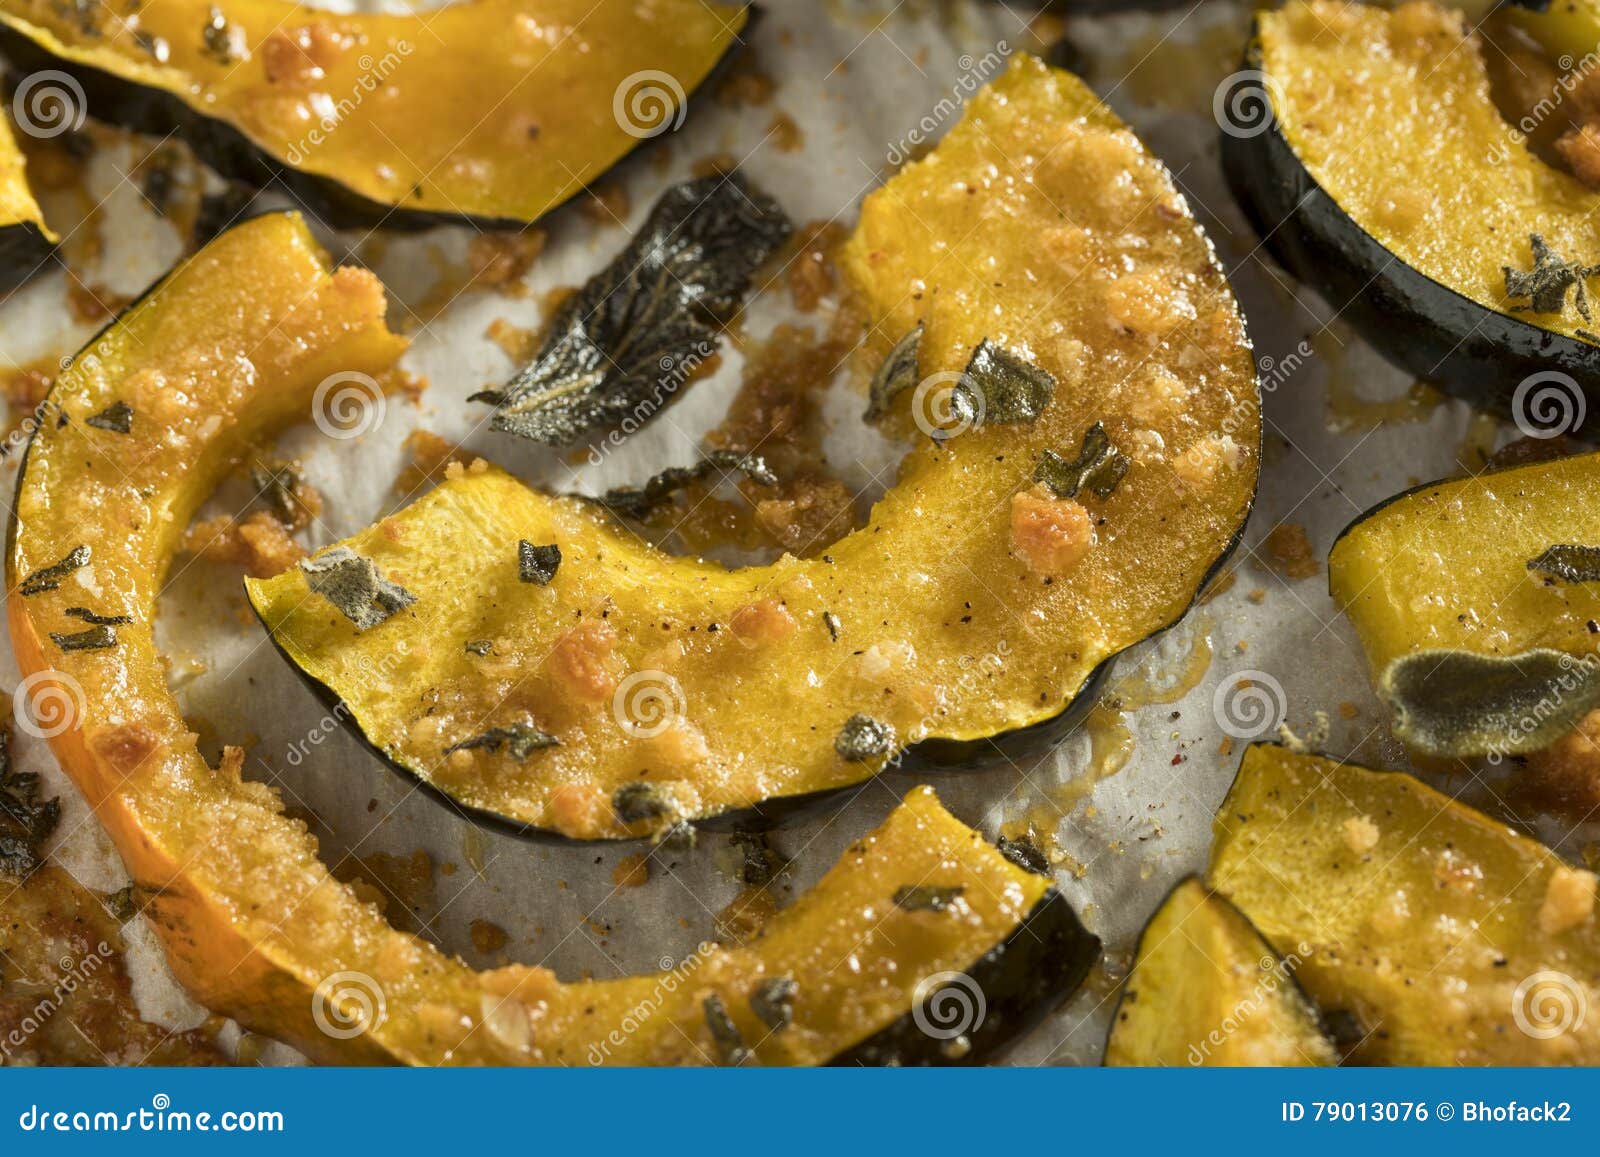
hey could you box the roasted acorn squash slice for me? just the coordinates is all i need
[6,212,1098,1064]
[1223,0,1600,422]
[1329,452,1600,758]
[245,54,1260,840]
[0,110,55,292]
[1210,744,1600,1064]
[1104,877,1337,1067]
[0,0,746,227]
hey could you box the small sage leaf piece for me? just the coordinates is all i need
[1503,233,1600,321]
[63,607,132,626]
[301,547,417,630]
[702,994,751,1066]
[472,174,791,446]
[834,714,894,761]
[465,639,494,656]
[518,540,561,585]
[613,782,670,825]
[750,977,798,1031]
[251,460,311,525]
[85,400,133,434]
[597,451,777,520]
[0,724,60,878]
[50,624,118,652]
[729,831,784,886]
[950,339,1055,432]
[822,611,841,641]
[996,834,1050,876]
[893,884,965,912]
[1528,544,1600,583]
[1035,422,1130,501]
[443,722,557,761]
[19,545,89,595]
[863,324,923,421]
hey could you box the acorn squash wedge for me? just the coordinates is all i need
[0,110,55,292]
[1104,877,1337,1067]
[5,211,1100,1064]
[1222,0,1600,424]
[1209,744,1600,1065]
[245,53,1260,840]
[0,0,747,228]
[1328,452,1600,758]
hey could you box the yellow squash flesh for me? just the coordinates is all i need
[1209,744,1600,1065]
[6,219,1078,1062]
[1104,877,1336,1067]
[1260,0,1600,343]
[246,54,1259,839]
[0,110,50,244]
[1329,452,1600,756]
[0,0,746,223]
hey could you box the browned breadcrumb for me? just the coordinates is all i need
[1558,124,1600,188]
[1539,865,1597,935]
[395,428,472,495]
[182,511,306,578]
[1338,701,1359,719]
[769,111,804,153]
[611,852,652,889]
[716,62,775,107]
[579,183,631,225]
[1486,434,1582,470]
[469,918,510,954]
[729,598,798,646]
[466,229,546,292]
[1010,486,1093,576]
[783,221,847,313]
[1254,522,1320,581]
[485,317,537,362]
[1342,814,1380,854]
[547,620,620,704]
[259,21,351,86]
[1519,709,1600,819]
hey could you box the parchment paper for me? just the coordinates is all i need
[0,0,1572,1066]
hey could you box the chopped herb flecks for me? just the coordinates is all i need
[613,782,670,824]
[822,611,841,641]
[750,977,798,1031]
[1529,544,1600,583]
[834,714,894,761]
[729,831,784,886]
[85,401,133,434]
[703,994,751,1065]
[864,324,923,421]
[518,540,561,585]
[444,722,557,761]
[893,884,965,912]
[0,723,60,878]
[1034,422,1129,501]
[19,545,89,596]
[598,451,777,520]
[1504,233,1600,321]
[301,548,417,631]
[472,175,791,446]
[50,624,118,652]
[996,834,1050,876]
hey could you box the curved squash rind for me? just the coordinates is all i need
[1221,12,1600,426]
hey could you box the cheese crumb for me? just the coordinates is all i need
[1342,814,1379,855]
[1539,866,1597,935]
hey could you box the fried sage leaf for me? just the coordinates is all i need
[750,976,798,1031]
[443,721,558,761]
[613,782,671,824]
[1379,647,1600,757]
[251,460,314,525]
[301,547,417,630]
[996,834,1050,876]
[472,174,791,446]
[959,339,1055,425]
[64,607,132,626]
[85,400,134,434]
[1034,422,1129,500]
[19,545,90,595]
[1503,233,1600,321]
[863,324,923,421]
[597,451,776,520]
[50,624,118,652]
[834,714,894,761]
[893,884,965,912]
[702,994,751,1065]
[517,540,561,585]
[1528,544,1600,583]
[0,724,60,878]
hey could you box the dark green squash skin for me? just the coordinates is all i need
[0,219,56,294]
[0,9,753,232]
[1220,24,1600,431]
[834,886,1100,1066]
